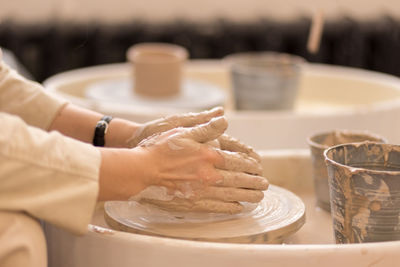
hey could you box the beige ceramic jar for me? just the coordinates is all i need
[127,43,188,98]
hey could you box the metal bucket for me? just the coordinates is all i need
[307,130,387,211]
[225,52,305,110]
[325,142,400,243]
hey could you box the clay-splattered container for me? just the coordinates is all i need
[224,52,305,110]
[307,130,387,211]
[325,142,400,243]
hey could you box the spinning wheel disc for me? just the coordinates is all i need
[104,185,305,244]
[85,78,226,111]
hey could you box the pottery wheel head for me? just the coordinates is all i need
[104,185,305,244]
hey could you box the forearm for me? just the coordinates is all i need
[98,147,147,201]
[49,104,141,147]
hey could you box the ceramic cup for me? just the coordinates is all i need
[325,142,400,243]
[307,130,387,212]
[224,52,305,110]
[127,43,188,97]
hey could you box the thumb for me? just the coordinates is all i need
[180,116,228,143]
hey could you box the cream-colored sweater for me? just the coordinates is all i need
[0,50,101,235]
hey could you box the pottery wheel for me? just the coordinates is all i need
[104,185,306,244]
[85,78,226,111]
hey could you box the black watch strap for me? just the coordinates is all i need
[93,116,113,147]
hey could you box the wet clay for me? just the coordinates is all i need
[325,142,400,243]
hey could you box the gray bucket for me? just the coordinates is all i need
[325,142,400,243]
[307,130,387,211]
[225,52,305,110]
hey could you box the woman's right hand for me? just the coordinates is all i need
[98,116,228,200]
[98,116,268,214]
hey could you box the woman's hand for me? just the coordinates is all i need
[125,107,224,147]
[135,116,229,188]
[98,116,228,200]
[132,118,268,214]
[98,116,268,210]
[125,107,261,163]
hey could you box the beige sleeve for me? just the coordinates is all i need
[0,112,101,235]
[0,54,67,130]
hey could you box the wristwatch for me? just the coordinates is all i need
[93,116,113,147]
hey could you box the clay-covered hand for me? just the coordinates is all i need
[135,123,268,214]
[126,107,224,148]
[217,134,261,162]
[98,115,228,201]
[140,170,269,214]
[133,116,230,191]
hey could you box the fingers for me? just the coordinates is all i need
[215,149,263,175]
[205,139,220,149]
[215,170,269,190]
[198,186,264,203]
[218,134,261,162]
[165,107,224,128]
[180,116,228,143]
[140,198,244,214]
[126,107,224,147]
[143,173,267,204]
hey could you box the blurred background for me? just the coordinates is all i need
[1,0,400,82]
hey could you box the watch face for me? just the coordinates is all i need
[97,121,107,131]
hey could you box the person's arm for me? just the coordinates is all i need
[48,103,225,148]
[48,103,140,147]
[0,50,266,225]
[0,111,217,233]
[0,112,100,235]
[96,117,228,201]
[97,117,268,214]
[0,53,224,148]
[0,112,237,234]
[0,52,137,147]
[0,59,67,130]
